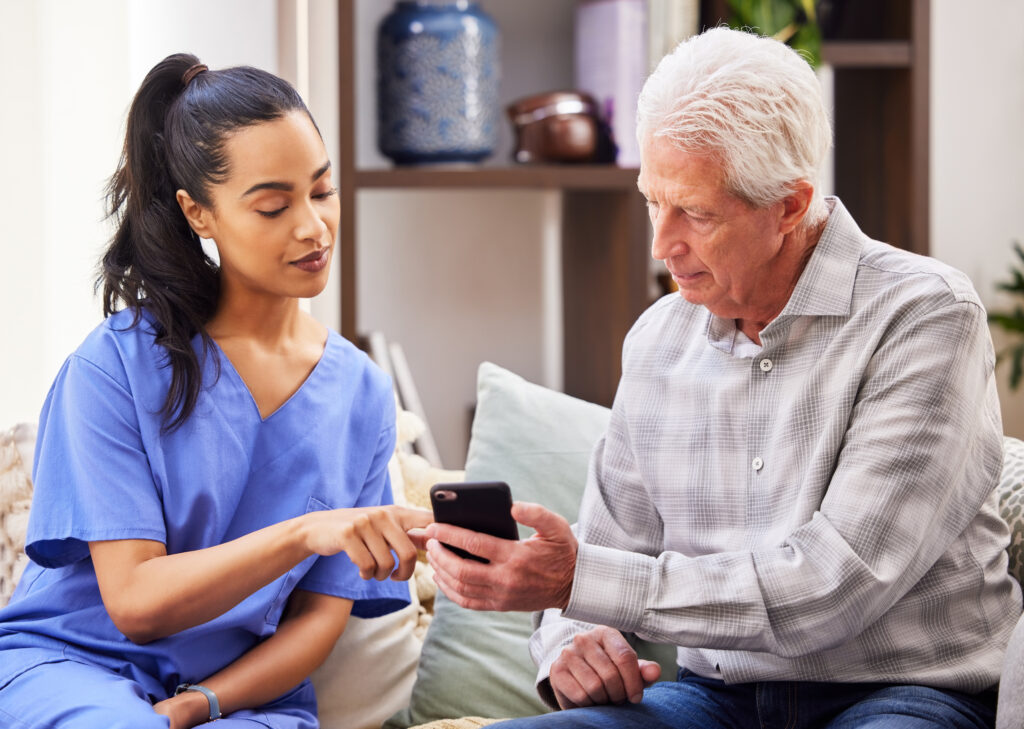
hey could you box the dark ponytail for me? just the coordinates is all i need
[100,53,310,431]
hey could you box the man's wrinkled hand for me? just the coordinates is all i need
[425,501,577,612]
[549,626,662,710]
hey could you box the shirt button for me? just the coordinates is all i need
[759,358,773,372]
[752,457,764,471]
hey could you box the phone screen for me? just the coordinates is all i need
[430,481,518,562]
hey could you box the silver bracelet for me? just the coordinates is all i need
[175,683,222,721]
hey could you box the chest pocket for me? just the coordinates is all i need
[264,496,331,627]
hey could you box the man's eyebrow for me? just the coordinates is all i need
[240,160,333,198]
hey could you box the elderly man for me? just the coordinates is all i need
[424,27,1021,729]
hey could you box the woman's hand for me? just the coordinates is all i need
[90,505,431,644]
[152,691,209,729]
[303,505,432,581]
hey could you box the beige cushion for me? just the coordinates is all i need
[996,436,1024,584]
[312,583,424,729]
[0,423,34,607]
[408,719,502,729]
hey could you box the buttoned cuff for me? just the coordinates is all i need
[563,542,655,634]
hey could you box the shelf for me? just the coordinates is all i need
[340,0,930,415]
[822,41,912,68]
[355,165,642,191]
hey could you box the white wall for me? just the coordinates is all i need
[128,1,277,85]
[0,0,44,426]
[300,0,344,334]
[357,190,557,465]
[930,0,1024,438]
[0,0,277,428]
[0,0,131,427]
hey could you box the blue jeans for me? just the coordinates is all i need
[490,670,996,729]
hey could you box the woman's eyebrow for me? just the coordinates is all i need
[241,180,292,197]
[312,160,331,181]
[240,160,332,198]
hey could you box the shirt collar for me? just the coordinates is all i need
[776,197,863,319]
[705,197,864,353]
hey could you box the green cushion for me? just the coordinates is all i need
[463,362,613,531]
[385,362,615,726]
[997,436,1024,584]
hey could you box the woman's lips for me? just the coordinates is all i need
[291,248,330,272]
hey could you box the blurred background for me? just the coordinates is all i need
[1,0,1022,468]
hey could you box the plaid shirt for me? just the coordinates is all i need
[531,198,1022,694]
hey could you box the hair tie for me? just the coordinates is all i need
[182,63,208,87]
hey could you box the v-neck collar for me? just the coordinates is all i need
[209,330,334,425]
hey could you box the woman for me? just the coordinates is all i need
[0,54,431,728]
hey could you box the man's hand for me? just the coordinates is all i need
[425,502,576,612]
[549,626,662,710]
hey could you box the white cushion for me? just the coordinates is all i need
[312,582,424,729]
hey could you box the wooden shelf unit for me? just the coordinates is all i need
[822,41,912,68]
[354,165,642,191]
[336,0,930,406]
[827,0,931,256]
[336,0,650,407]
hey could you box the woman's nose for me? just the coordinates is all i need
[295,201,329,241]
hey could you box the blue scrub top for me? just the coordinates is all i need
[0,308,408,699]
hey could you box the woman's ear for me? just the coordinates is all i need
[176,190,214,238]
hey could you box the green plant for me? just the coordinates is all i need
[989,242,1024,390]
[728,0,822,68]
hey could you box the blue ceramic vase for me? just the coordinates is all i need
[377,0,500,165]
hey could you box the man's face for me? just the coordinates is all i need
[637,135,792,323]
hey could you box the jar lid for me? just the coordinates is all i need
[507,91,599,126]
[398,0,475,8]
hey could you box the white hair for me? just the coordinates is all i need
[637,27,833,227]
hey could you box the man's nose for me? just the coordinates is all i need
[650,208,687,262]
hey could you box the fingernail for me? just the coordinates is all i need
[630,693,643,703]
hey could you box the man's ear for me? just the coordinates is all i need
[778,181,814,235]
[176,189,214,238]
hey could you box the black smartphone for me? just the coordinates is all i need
[429,481,519,563]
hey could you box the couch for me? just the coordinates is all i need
[4,362,1024,728]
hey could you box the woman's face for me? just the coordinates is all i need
[179,110,340,303]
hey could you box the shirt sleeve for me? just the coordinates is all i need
[296,380,411,618]
[528,418,666,694]
[26,354,167,567]
[559,297,1003,660]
